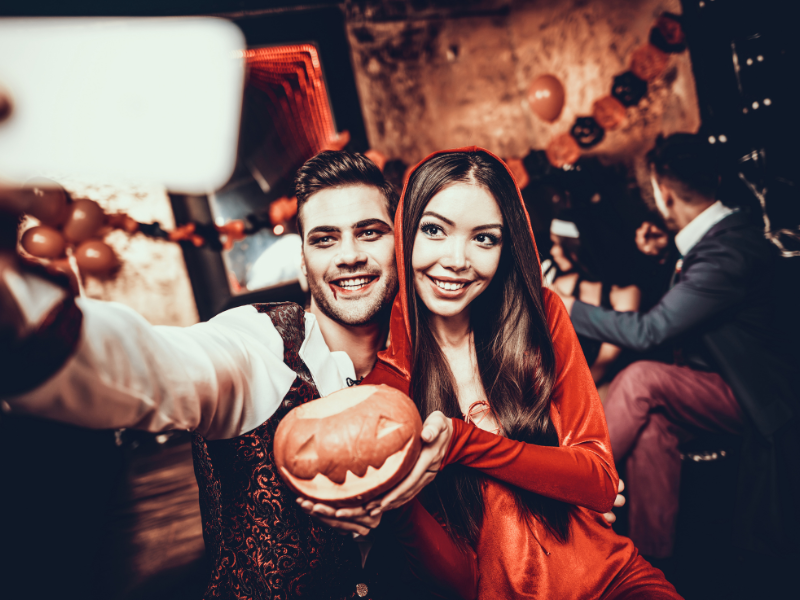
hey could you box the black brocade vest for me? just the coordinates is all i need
[191,303,378,600]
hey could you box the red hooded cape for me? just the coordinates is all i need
[366,148,680,600]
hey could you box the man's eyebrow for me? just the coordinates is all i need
[354,218,392,229]
[306,225,340,237]
[421,211,454,226]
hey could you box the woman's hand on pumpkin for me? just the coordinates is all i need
[602,479,626,524]
[365,411,453,516]
[295,497,380,536]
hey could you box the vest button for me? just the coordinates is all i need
[356,582,368,597]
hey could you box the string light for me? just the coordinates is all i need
[746,58,753,66]
[719,134,728,143]
[764,98,772,106]
[273,224,285,235]
[708,136,716,144]
[757,55,764,62]
[752,101,760,109]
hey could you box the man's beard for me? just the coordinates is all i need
[308,268,398,326]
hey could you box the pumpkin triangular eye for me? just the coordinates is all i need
[295,434,318,461]
[376,415,403,439]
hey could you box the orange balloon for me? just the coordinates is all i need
[22,178,70,227]
[62,199,105,243]
[74,240,118,275]
[630,44,669,83]
[505,158,530,190]
[546,133,581,169]
[527,74,566,123]
[592,96,627,130]
[20,225,67,259]
[364,149,388,172]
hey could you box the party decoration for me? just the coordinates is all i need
[20,225,66,259]
[22,178,69,227]
[650,13,686,53]
[74,240,118,275]
[546,133,582,169]
[364,149,388,172]
[274,384,423,507]
[630,44,669,83]
[570,117,606,149]
[527,74,566,123]
[592,96,627,130]
[269,196,298,226]
[62,199,105,243]
[612,71,648,107]
[505,158,530,190]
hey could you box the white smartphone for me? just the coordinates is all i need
[0,18,245,194]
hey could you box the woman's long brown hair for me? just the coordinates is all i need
[404,151,572,548]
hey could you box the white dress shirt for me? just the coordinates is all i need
[6,297,356,440]
[674,200,736,256]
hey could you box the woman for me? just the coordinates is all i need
[544,207,641,390]
[361,148,681,599]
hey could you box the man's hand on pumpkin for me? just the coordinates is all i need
[296,497,381,537]
[365,410,453,517]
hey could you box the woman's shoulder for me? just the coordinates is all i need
[363,359,410,396]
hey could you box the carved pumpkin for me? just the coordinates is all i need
[570,116,605,149]
[546,133,582,169]
[630,44,669,83]
[612,71,648,107]
[650,13,686,53]
[274,384,423,507]
[592,96,627,130]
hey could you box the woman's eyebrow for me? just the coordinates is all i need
[421,211,454,226]
[472,223,503,232]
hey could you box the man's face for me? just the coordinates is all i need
[300,185,398,326]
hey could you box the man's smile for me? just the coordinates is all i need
[329,275,379,295]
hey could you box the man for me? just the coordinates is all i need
[0,151,416,599]
[556,133,799,561]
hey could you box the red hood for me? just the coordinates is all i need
[377,146,541,380]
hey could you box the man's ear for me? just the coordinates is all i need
[300,249,307,277]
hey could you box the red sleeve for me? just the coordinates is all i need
[384,498,477,600]
[442,289,618,513]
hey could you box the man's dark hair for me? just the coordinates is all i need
[294,150,398,236]
[646,133,720,200]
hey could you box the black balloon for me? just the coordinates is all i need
[570,117,606,149]
[611,71,648,107]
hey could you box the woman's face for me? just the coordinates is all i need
[411,182,504,320]
[549,233,574,272]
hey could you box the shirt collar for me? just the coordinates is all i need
[299,312,357,397]
[674,200,736,256]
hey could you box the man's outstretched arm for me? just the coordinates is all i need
[2,265,298,440]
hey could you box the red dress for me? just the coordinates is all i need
[365,147,682,600]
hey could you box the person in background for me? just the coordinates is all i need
[544,208,641,393]
[554,133,799,565]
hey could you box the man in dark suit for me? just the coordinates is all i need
[556,133,799,561]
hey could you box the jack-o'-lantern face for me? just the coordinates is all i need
[612,71,648,107]
[570,117,605,149]
[274,385,423,506]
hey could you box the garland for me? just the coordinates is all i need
[545,12,687,168]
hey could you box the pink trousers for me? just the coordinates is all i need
[604,361,743,558]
